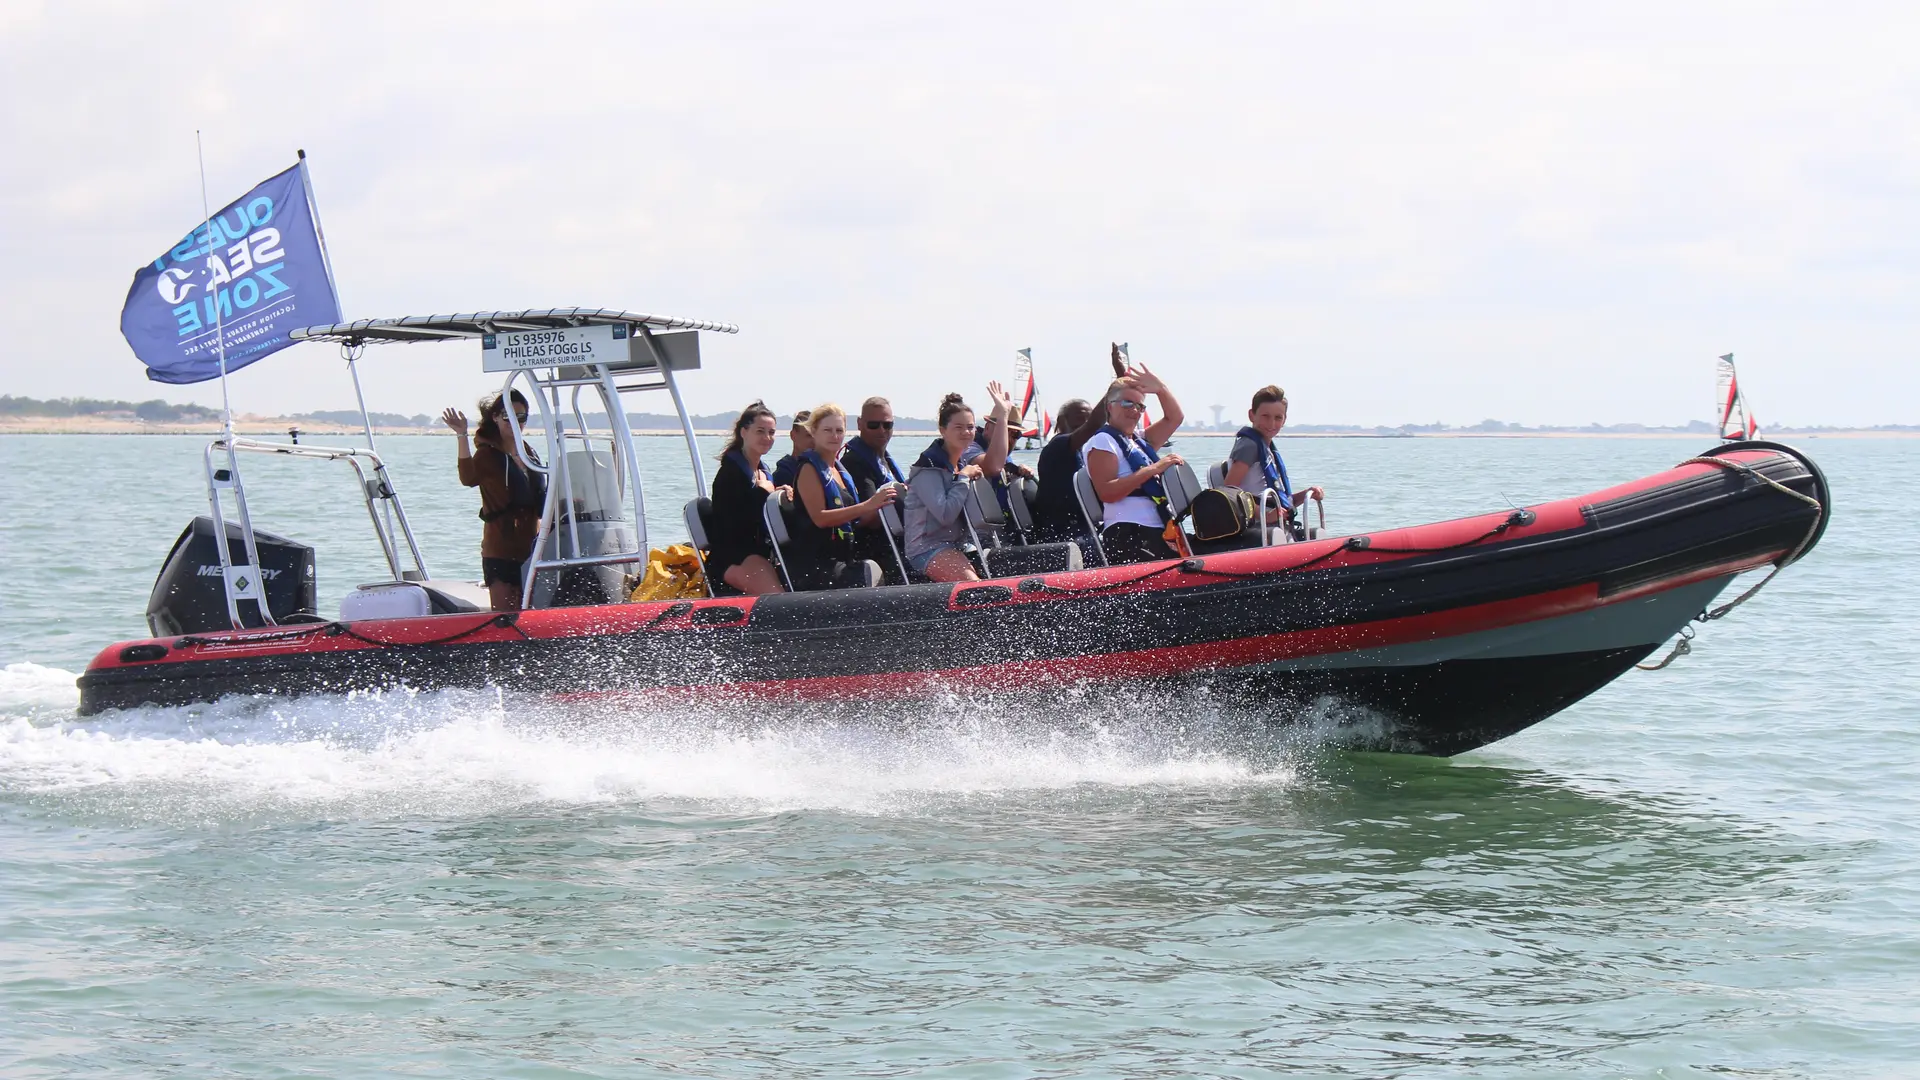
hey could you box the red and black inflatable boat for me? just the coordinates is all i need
[76,442,1827,755]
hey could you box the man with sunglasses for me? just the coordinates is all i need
[841,396,910,581]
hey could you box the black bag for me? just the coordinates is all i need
[1189,487,1260,542]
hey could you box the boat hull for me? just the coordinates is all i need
[76,443,1829,756]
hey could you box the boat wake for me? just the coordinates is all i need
[0,665,1382,822]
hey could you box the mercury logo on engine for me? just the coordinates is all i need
[196,565,282,579]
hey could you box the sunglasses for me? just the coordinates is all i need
[865,420,894,430]
[1111,399,1146,411]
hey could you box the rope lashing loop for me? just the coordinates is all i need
[1638,454,1826,671]
[1636,624,1695,671]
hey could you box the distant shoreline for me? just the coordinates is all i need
[3,417,1914,439]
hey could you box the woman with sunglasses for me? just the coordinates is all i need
[442,389,547,611]
[903,383,1015,582]
[1082,364,1186,564]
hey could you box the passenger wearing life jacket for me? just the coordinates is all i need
[443,389,547,611]
[1222,384,1323,537]
[840,396,909,580]
[903,384,1015,582]
[1032,390,1126,544]
[706,401,789,596]
[790,403,900,590]
[769,409,812,489]
[1082,364,1186,564]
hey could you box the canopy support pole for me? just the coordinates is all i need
[640,326,706,498]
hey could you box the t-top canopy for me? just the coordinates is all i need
[290,307,739,345]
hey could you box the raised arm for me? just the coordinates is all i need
[443,408,481,486]
[981,381,1012,477]
[1069,379,1129,451]
[1132,365,1184,449]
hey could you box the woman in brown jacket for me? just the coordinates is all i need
[440,390,546,611]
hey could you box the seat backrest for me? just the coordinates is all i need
[761,494,793,546]
[683,497,712,549]
[759,494,797,590]
[1164,461,1203,518]
[1072,468,1104,530]
[1005,475,1037,534]
[1070,469,1108,566]
[967,478,1007,531]
[1207,461,1227,489]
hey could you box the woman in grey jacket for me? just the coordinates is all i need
[903,384,1013,582]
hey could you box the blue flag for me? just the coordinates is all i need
[120,161,341,384]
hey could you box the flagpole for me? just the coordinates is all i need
[294,149,379,455]
[195,132,271,627]
[195,131,233,443]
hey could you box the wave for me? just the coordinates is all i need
[0,684,1335,822]
[0,662,80,717]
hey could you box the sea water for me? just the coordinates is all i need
[2,433,1915,1078]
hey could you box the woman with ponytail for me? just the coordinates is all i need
[705,401,787,595]
[902,383,1014,582]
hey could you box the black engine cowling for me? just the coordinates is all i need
[146,517,317,637]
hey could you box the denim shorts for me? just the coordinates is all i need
[907,543,962,575]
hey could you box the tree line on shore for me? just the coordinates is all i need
[3,395,1909,434]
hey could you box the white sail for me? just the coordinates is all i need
[1716,353,1759,441]
[1012,347,1040,438]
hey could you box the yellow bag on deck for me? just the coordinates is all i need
[627,544,706,602]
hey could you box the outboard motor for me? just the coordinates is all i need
[146,516,317,636]
[528,448,639,607]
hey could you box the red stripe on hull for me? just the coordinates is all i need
[556,576,1666,706]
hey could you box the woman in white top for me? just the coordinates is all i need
[1082,365,1185,564]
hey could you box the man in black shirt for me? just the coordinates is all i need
[840,397,908,579]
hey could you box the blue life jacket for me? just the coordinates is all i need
[800,448,859,545]
[842,437,905,486]
[1098,424,1170,520]
[1235,426,1294,512]
[770,453,800,489]
[915,438,984,472]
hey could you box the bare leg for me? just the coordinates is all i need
[488,580,523,612]
[924,548,979,583]
[725,555,786,595]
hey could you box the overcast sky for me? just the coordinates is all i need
[2,1,1915,426]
